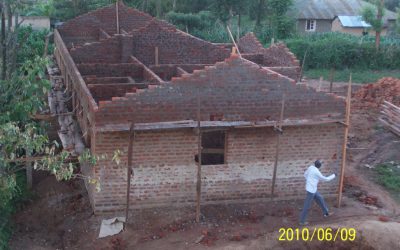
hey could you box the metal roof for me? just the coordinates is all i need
[292,0,397,23]
[338,15,371,28]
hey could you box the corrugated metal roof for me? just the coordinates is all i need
[292,0,397,23]
[338,15,371,27]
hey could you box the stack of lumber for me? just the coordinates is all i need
[380,101,400,137]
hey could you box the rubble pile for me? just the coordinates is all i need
[353,77,400,109]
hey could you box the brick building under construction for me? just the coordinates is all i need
[52,2,346,214]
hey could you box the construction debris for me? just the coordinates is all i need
[47,59,85,156]
[353,77,400,109]
[98,217,126,238]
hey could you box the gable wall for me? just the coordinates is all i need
[130,22,230,66]
[94,57,344,126]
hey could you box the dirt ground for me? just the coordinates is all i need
[9,80,400,250]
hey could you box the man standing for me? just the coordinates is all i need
[299,160,336,225]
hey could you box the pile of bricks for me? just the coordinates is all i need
[353,77,400,109]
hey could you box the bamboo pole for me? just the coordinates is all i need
[125,122,135,228]
[155,46,159,66]
[298,48,308,83]
[195,89,202,223]
[270,94,286,199]
[226,26,242,58]
[329,68,335,93]
[116,1,120,34]
[337,74,352,208]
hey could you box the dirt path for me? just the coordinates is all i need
[9,172,400,250]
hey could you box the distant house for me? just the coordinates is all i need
[292,0,397,35]
[332,16,373,36]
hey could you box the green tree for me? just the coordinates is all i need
[249,0,294,41]
[166,11,215,33]
[362,0,385,49]
[210,0,247,25]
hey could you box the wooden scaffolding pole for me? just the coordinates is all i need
[270,94,286,199]
[337,74,352,207]
[195,89,202,223]
[155,46,159,66]
[116,1,120,34]
[125,122,135,227]
[226,26,242,58]
[298,48,308,82]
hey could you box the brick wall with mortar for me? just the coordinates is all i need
[88,84,138,102]
[58,2,153,47]
[265,66,301,82]
[77,63,143,79]
[94,55,344,126]
[238,32,264,53]
[238,33,301,80]
[130,20,231,66]
[88,123,343,213]
[54,30,98,146]
[70,35,123,63]
[263,43,300,67]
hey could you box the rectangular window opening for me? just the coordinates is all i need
[201,130,226,165]
[306,20,316,31]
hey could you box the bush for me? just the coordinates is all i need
[17,26,54,64]
[375,163,400,192]
[284,32,400,70]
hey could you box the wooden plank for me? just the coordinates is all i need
[379,118,400,136]
[195,90,202,223]
[337,74,352,208]
[380,101,400,136]
[383,101,400,111]
[382,106,400,116]
[381,111,400,125]
[125,122,135,227]
[95,118,344,133]
[271,93,286,199]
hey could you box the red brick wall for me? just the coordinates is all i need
[58,2,152,46]
[238,32,264,53]
[54,30,98,145]
[238,33,301,80]
[70,35,123,63]
[94,56,345,126]
[263,43,300,67]
[265,66,301,82]
[88,123,343,213]
[130,20,230,66]
[88,84,138,102]
[77,63,143,78]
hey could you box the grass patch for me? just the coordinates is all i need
[375,163,400,192]
[304,69,400,83]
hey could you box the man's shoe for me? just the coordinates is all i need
[324,212,334,217]
[299,221,309,226]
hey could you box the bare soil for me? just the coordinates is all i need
[9,80,400,249]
